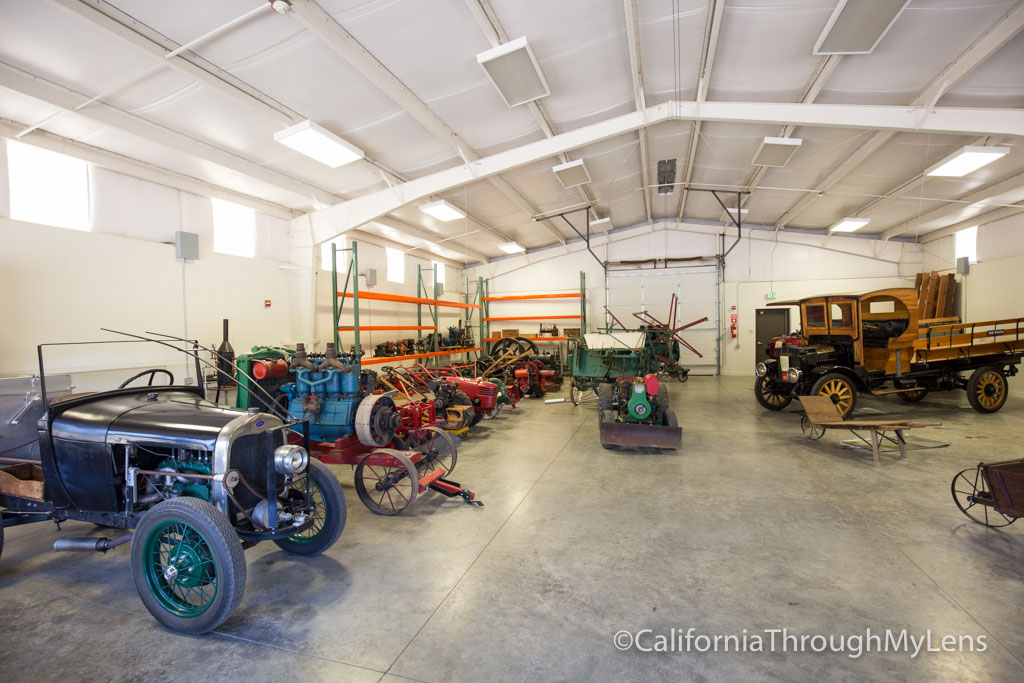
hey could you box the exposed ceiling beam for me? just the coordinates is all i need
[345,228,473,270]
[880,170,1024,240]
[370,215,490,264]
[920,203,1024,243]
[0,118,299,220]
[462,0,599,225]
[676,0,725,221]
[304,98,1024,243]
[0,62,344,206]
[287,0,566,246]
[846,135,990,222]
[740,54,842,199]
[773,2,1024,229]
[624,0,652,225]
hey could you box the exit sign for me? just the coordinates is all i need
[767,291,777,299]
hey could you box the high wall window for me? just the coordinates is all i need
[212,198,255,257]
[6,139,90,231]
[432,260,446,288]
[386,247,405,283]
[321,236,345,270]
[955,225,978,265]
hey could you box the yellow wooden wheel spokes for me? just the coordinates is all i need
[820,379,852,414]
[976,371,1005,409]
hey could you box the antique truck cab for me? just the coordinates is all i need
[754,287,1022,417]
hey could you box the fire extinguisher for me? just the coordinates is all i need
[730,310,738,339]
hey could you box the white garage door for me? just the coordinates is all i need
[605,267,720,375]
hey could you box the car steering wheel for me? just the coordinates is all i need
[118,368,175,389]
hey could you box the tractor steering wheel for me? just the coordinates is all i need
[119,368,175,389]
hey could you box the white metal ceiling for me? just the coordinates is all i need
[0,0,1021,263]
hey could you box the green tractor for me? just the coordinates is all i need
[597,374,680,449]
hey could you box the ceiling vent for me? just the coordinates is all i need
[552,159,591,189]
[657,159,677,195]
[752,137,802,167]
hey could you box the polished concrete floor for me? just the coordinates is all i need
[1,376,1022,682]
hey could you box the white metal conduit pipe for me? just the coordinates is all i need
[16,2,273,138]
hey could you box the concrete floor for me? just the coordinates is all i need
[1,376,1022,681]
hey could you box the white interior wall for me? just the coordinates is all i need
[0,142,307,392]
[468,223,924,376]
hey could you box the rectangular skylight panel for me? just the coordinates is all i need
[814,0,911,55]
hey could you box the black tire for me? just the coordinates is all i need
[897,388,928,403]
[273,460,346,556]
[597,383,613,412]
[811,373,857,419]
[754,375,793,411]
[454,390,472,406]
[966,366,1008,413]
[529,382,545,398]
[130,497,246,635]
[469,408,484,426]
[655,385,669,416]
[0,521,4,562]
[665,411,678,427]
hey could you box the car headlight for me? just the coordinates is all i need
[274,444,309,475]
[786,368,802,383]
[756,361,768,377]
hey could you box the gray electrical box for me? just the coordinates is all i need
[363,268,377,287]
[175,231,199,260]
[956,256,970,275]
[434,282,444,297]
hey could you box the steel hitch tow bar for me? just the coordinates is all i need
[429,477,483,506]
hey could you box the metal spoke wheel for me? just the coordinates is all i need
[800,415,826,440]
[966,367,1008,413]
[951,468,1017,528]
[273,459,346,556]
[409,426,457,476]
[355,450,418,515]
[811,373,857,419]
[570,385,584,405]
[130,497,246,634]
[754,375,793,411]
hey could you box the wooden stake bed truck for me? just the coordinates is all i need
[753,287,1024,418]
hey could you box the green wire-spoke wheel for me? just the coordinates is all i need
[130,497,246,634]
[274,459,346,556]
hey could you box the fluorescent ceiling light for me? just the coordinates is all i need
[722,208,748,223]
[273,119,363,168]
[751,137,802,167]
[419,199,466,222]
[814,0,911,55]
[498,241,526,254]
[925,146,1010,177]
[477,37,550,107]
[830,217,871,233]
[590,217,612,232]
[552,159,591,189]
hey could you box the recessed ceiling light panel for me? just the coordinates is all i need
[814,0,911,55]
[589,217,612,232]
[552,159,591,189]
[752,137,802,167]
[274,119,363,168]
[498,241,526,254]
[925,146,1010,177]
[830,217,871,233]
[420,199,466,222]
[477,37,550,108]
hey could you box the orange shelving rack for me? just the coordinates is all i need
[477,272,586,354]
[331,241,482,366]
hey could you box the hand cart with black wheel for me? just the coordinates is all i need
[951,458,1024,528]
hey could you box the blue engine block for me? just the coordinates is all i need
[280,356,365,442]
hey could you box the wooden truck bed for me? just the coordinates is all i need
[914,317,1024,363]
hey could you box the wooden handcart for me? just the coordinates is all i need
[951,459,1024,528]
[796,395,941,462]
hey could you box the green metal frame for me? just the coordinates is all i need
[478,271,586,356]
[332,241,360,356]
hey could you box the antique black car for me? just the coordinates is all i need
[0,340,346,634]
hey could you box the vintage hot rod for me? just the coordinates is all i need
[0,338,346,634]
[754,288,1024,418]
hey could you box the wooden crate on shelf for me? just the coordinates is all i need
[564,328,581,338]
[501,329,520,338]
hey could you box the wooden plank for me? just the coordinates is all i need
[914,272,924,289]
[935,274,950,321]
[943,274,957,317]
[918,272,932,313]
[923,272,940,319]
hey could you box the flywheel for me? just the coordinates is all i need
[355,391,401,447]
